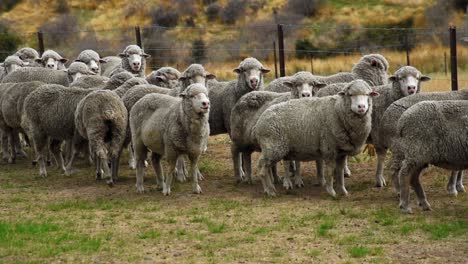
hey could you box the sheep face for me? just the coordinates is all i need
[1,56,27,74]
[234,58,270,90]
[87,59,101,74]
[389,66,431,96]
[284,79,327,98]
[119,46,150,72]
[339,80,379,116]
[66,61,96,83]
[181,84,210,115]
[36,51,68,70]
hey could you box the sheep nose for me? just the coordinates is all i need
[47,64,55,68]
[301,92,311,97]
[202,101,210,108]
[132,62,141,67]
[250,78,258,88]
[407,85,416,94]
[358,104,366,112]
[91,67,99,73]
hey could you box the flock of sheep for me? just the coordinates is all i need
[0,44,466,214]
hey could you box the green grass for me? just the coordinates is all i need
[138,229,161,240]
[348,246,371,257]
[317,220,335,237]
[421,220,468,240]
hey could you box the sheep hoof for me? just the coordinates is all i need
[326,186,336,197]
[344,168,352,178]
[96,172,102,181]
[128,159,136,170]
[32,160,37,166]
[176,171,186,183]
[419,201,432,211]
[136,185,145,193]
[340,188,349,196]
[193,184,202,194]
[144,160,148,168]
[264,189,276,197]
[106,179,114,187]
[294,178,304,188]
[456,184,465,193]
[447,186,458,197]
[8,158,15,164]
[162,188,171,196]
[282,178,293,190]
[2,156,9,162]
[399,204,413,214]
[197,170,204,181]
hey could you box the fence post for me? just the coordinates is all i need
[135,26,143,48]
[444,52,448,76]
[449,26,458,91]
[37,31,44,57]
[310,57,314,74]
[273,41,278,79]
[277,24,285,77]
[405,32,410,66]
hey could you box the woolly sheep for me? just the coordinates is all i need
[66,61,98,83]
[146,67,181,88]
[75,90,128,185]
[1,81,44,163]
[253,80,378,196]
[0,55,29,81]
[100,56,122,77]
[109,45,150,78]
[130,83,210,195]
[113,77,149,97]
[22,85,95,177]
[395,100,468,213]
[265,71,326,97]
[75,49,106,74]
[2,67,69,86]
[35,50,68,70]
[0,83,15,161]
[208,57,270,135]
[14,47,40,64]
[380,90,468,196]
[231,72,327,185]
[70,75,110,88]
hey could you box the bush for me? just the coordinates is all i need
[206,3,221,22]
[221,0,246,25]
[0,0,20,12]
[191,39,206,63]
[149,7,179,27]
[39,14,78,48]
[0,22,21,61]
[286,0,324,17]
[55,0,70,14]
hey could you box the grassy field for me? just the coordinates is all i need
[0,134,467,263]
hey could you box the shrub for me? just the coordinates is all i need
[0,0,20,12]
[149,7,179,27]
[191,39,206,63]
[39,15,78,47]
[55,0,70,14]
[206,3,221,22]
[0,22,21,61]
[286,0,324,17]
[221,0,246,25]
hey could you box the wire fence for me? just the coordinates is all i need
[2,23,468,89]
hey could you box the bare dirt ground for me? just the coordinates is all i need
[0,134,467,263]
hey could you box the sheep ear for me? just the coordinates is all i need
[420,75,431,82]
[233,67,242,74]
[35,58,43,64]
[99,59,106,64]
[338,91,346,96]
[59,58,68,63]
[283,81,293,89]
[142,53,151,58]
[370,90,379,97]
[88,70,97,75]
[157,76,167,81]
[74,59,83,63]
[118,53,127,58]
[206,73,216,80]
[179,91,187,98]
[260,67,271,74]
[316,82,327,89]
[388,75,397,82]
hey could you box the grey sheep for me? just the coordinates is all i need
[109,45,150,78]
[14,47,40,65]
[22,85,95,177]
[395,100,468,213]
[75,49,106,74]
[231,72,327,185]
[1,81,44,163]
[265,71,327,97]
[71,71,133,90]
[380,90,468,196]
[100,56,122,77]
[66,61,98,84]
[35,50,68,70]
[75,90,128,185]
[113,77,149,97]
[2,67,69,86]
[0,83,15,161]
[0,55,29,81]
[208,57,270,135]
[253,80,378,196]
[146,67,181,88]
[70,75,109,88]
[130,83,210,195]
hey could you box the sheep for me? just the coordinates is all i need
[75,49,106,74]
[2,67,69,86]
[395,100,468,213]
[380,90,468,196]
[14,47,40,64]
[22,84,96,177]
[130,83,210,195]
[100,56,122,77]
[66,61,98,84]
[1,81,44,163]
[208,57,270,135]
[35,50,68,70]
[112,77,149,97]
[70,75,110,88]
[74,90,128,185]
[146,67,181,88]
[232,71,327,185]
[0,83,15,161]
[0,56,29,81]
[253,80,378,196]
[109,45,150,78]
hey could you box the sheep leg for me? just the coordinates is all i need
[190,155,202,194]
[32,132,48,177]
[398,160,421,214]
[1,131,9,162]
[150,152,163,190]
[7,129,16,164]
[133,138,147,193]
[375,148,387,187]
[315,159,326,187]
[13,132,27,159]
[389,154,403,196]
[335,156,348,196]
[258,156,277,196]
[175,156,187,182]
[242,151,253,184]
[50,139,66,172]
[282,161,294,190]
[456,170,465,193]
[447,170,459,196]
[128,144,136,170]
[293,161,304,188]
[410,166,431,211]
[100,155,113,186]
[163,155,177,196]
[271,164,281,184]
[324,160,336,197]
[231,144,244,182]
[343,157,351,178]
[95,154,102,181]
[111,147,124,183]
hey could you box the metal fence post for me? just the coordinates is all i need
[450,26,458,91]
[135,26,143,48]
[273,41,278,79]
[37,31,44,57]
[277,24,285,77]
[444,51,448,76]
[405,32,410,66]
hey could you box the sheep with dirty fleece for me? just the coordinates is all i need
[75,49,106,74]
[75,90,128,185]
[253,80,378,197]
[109,45,150,78]
[208,57,270,135]
[100,56,122,77]
[35,50,68,70]
[0,55,30,81]
[380,90,468,197]
[146,67,181,88]
[22,84,96,177]
[2,67,69,86]
[130,83,210,195]
[231,72,327,186]
[395,100,468,213]
[14,47,40,64]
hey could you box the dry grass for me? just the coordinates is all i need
[0,134,466,263]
